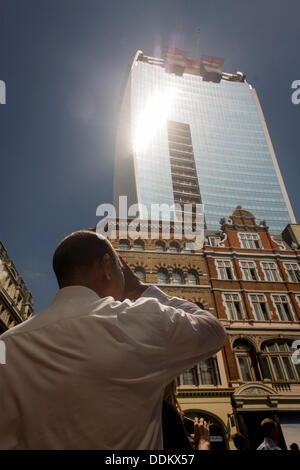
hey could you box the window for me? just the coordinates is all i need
[239,233,262,249]
[238,357,253,382]
[172,269,184,284]
[216,260,234,280]
[260,341,300,381]
[6,277,15,297]
[261,262,280,282]
[284,263,300,282]
[181,368,196,385]
[187,270,199,285]
[223,293,245,320]
[272,295,294,322]
[208,236,220,247]
[133,239,144,251]
[119,239,130,251]
[155,241,166,252]
[0,267,7,287]
[134,267,146,283]
[234,341,254,382]
[240,261,259,281]
[169,242,180,253]
[178,358,221,386]
[199,358,221,385]
[157,268,169,284]
[249,294,271,321]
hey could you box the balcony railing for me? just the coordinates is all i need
[271,381,292,392]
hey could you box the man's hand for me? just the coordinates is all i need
[119,256,148,301]
[193,417,210,450]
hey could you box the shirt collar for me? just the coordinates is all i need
[264,437,279,449]
[52,285,101,303]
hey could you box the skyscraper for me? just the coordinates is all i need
[114,48,296,233]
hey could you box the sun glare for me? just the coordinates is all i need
[132,87,177,153]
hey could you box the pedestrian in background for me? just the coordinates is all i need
[257,418,281,450]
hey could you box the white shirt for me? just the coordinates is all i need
[0,285,226,450]
[257,437,281,450]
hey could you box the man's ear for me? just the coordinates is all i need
[102,253,113,281]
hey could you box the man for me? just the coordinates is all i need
[0,230,226,449]
[257,418,282,450]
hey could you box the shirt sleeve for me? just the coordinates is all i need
[141,285,226,377]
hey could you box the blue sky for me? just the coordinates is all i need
[0,0,299,313]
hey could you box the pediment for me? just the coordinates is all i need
[233,382,276,397]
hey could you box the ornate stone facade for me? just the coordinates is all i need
[0,241,34,333]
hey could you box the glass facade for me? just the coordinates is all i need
[116,54,294,233]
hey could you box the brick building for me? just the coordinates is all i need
[203,206,300,449]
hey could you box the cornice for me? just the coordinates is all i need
[177,388,233,398]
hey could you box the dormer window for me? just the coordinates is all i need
[208,236,220,247]
[119,239,130,251]
[133,239,145,251]
[239,233,262,249]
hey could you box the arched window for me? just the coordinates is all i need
[155,241,166,252]
[133,239,144,251]
[172,269,184,284]
[157,268,169,284]
[187,270,199,285]
[134,267,146,283]
[260,340,300,382]
[119,239,130,251]
[169,242,180,253]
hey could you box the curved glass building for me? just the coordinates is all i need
[114,49,295,233]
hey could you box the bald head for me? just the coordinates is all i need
[260,418,279,443]
[53,230,125,300]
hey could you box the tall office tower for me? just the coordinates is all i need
[114,48,296,233]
